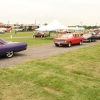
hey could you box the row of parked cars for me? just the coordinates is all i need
[0,31,100,58]
[53,32,100,47]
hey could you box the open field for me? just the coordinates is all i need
[0,31,55,46]
[0,44,100,100]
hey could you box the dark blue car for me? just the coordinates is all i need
[0,38,27,58]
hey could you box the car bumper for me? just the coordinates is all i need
[54,42,68,45]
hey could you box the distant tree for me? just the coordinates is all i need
[83,25,87,29]
[44,23,48,26]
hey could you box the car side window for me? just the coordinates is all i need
[73,34,76,37]
[74,34,78,38]
[76,34,79,38]
[0,42,3,45]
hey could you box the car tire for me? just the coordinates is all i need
[89,39,92,42]
[55,44,59,47]
[6,51,14,58]
[79,41,82,45]
[68,42,71,47]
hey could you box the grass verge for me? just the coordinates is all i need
[0,31,54,46]
[0,44,100,100]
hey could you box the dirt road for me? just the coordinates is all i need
[0,41,100,68]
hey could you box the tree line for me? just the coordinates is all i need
[68,25,100,29]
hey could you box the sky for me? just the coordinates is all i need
[0,0,100,26]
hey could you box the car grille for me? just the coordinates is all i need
[54,40,66,43]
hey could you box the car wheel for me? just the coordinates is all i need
[55,44,59,47]
[68,42,71,47]
[79,41,82,45]
[6,51,14,58]
[89,39,92,42]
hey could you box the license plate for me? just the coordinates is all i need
[56,42,61,44]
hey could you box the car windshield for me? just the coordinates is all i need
[35,31,44,34]
[83,33,91,37]
[61,34,73,38]
[35,31,40,34]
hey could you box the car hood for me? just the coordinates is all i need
[54,37,70,40]
[83,36,91,39]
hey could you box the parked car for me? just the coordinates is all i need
[53,33,84,47]
[15,28,24,32]
[93,33,100,40]
[86,31,100,40]
[33,31,50,38]
[82,33,96,42]
[0,38,27,58]
[0,29,5,34]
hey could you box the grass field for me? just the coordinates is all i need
[0,31,55,46]
[0,43,100,100]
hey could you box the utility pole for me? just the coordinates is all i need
[35,20,36,25]
[96,23,97,28]
[80,22,82,27]
[8,20,9,25]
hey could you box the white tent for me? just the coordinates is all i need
[36,19,69,31]
[35,25,47,31]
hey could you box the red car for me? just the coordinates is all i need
[53,33,84,47]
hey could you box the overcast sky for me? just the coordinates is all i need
[0,0,100,26]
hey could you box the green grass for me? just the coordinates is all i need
[0,31,55,46]
[7,37,54,46]
[0,44,100,100]
[0,31,33,37]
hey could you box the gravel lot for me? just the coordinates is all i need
[0,41,100,68]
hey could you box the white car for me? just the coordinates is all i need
[0,29,5,33]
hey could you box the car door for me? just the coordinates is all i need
[75,34,81,43]
[72,34,79,44]
[0,42,6,55]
